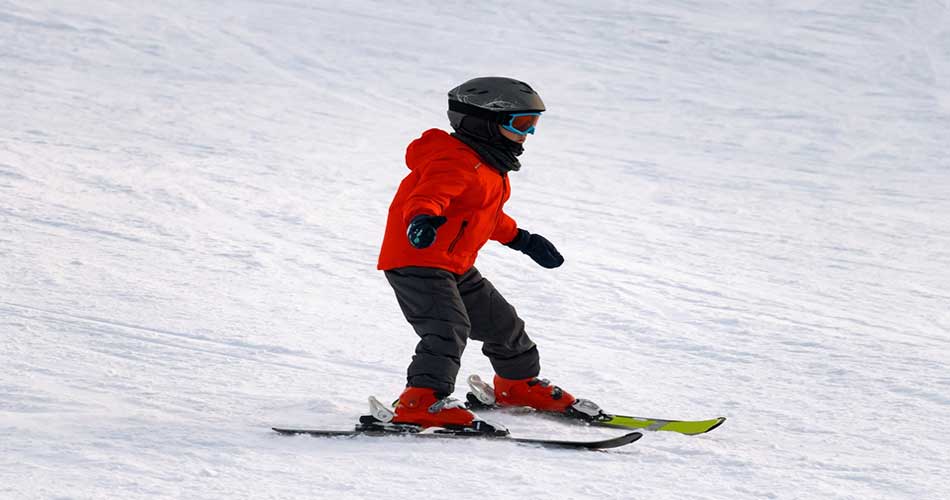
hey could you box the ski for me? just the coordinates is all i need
[272,395,641,450]
[272,426,642,450]
[465,375,725,436]
[466,406,725,435]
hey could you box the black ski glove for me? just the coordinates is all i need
[505,229,564,269]
[407,214,448,249]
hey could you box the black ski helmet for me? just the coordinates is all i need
[447,76,545,131]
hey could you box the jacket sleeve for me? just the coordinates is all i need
[490,210,519,244]
[402,159,475,224]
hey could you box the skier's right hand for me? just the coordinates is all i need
[407,214,448,249]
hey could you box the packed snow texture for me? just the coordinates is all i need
[2,1,949,499]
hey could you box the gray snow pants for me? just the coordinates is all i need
[385,266,540,396]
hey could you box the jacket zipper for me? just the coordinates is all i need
[501,175,509,212]
[491,175,509,229]
[447,220,469,253]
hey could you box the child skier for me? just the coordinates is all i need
[378,76,587,430]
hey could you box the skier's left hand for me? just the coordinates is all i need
[504,229,564,269]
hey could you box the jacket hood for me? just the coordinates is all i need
[405,129,473,171]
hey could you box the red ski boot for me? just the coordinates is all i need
[492,375,577,413]
[390,387,479,428]
[467,374,607,421]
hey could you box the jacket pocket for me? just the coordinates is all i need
[447,220,469,254]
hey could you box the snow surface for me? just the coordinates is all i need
[2,1,950,498]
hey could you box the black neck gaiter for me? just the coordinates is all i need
[450,116,523,174]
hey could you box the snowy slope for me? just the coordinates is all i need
[2,1,949,498]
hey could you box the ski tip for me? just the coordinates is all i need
[621,431,644,442]
[705,417,726,433]
[691,417,726,435]
[596,430,643,449]
[585,430,643,448]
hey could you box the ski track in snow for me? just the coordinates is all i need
[2,1,949,499]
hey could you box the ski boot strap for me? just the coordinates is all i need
[427,396,466,414]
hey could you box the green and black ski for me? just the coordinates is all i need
[465,375,726,436]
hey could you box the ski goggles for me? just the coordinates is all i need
[501,112,541,135]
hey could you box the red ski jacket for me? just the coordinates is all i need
[377,129,519,275]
